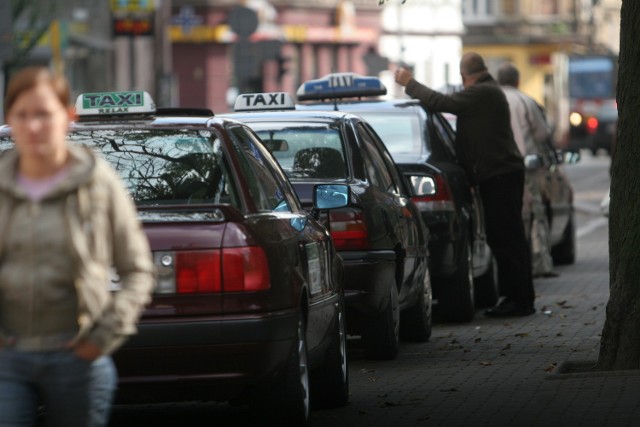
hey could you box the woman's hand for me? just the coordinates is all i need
[72,339,103,361]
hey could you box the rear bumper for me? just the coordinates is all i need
[113,309,298,402]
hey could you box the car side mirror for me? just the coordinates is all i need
[311,184,350,219]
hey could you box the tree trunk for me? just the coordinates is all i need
[597,0,640,370]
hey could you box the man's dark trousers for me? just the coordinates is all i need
[479,170,534,309]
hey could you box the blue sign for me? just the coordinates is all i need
[297,73,387,101]
[172,6,203,35]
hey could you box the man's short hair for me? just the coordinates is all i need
[460,52,488,76]
[497,63,520,86]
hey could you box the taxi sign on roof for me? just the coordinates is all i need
[297,73,386,101]
[75,91,156,116]
[234,92,295,112]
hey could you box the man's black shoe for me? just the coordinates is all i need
[484,301,536,318]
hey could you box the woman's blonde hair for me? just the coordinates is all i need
[4,67,70,117]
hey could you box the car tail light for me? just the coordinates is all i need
[586,117,599,134]
[329,209,370,250]
[176,251,221,293]
[222,247,270,292]
[411,174,455,212]
[160,246,271,294]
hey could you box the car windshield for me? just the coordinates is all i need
[348,111,425,160]
[249,122,348,180]
[69,128,238,207]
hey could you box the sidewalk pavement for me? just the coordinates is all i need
[310,220,639,427]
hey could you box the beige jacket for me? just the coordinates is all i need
[0,144,154,354]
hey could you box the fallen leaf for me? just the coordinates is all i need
[556,300,567,306]
[515,333,529,338]
[544,363,557,373]
[480,361,492,366]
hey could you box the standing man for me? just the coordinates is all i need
[395,52,535,317]
[497,62,556,278]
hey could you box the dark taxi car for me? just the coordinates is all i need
[222,92,432,360]
[296,74,496,322]
[0,91,350,424]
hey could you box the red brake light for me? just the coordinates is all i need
[174,247,270,294]
[176,250,221,293]
[329,210,370,250]
[586,117,599,134]
[222,247,271,292]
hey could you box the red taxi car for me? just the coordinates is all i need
[0,91,350,425]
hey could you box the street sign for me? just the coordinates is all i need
[171,6,203,35]
[113,17,154,36]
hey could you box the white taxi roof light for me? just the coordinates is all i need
[75,91,156,116]
[234,92,295,112]
[296,73,387,101]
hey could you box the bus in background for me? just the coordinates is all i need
[548,53,618,155]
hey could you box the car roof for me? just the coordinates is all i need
[297,98,424,112]
[222,109,359,124]
[67,114,248,129]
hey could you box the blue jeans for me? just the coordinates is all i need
[0,349,117,427]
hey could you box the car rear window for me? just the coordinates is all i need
[249,122,348,180]
[69,128,238,207]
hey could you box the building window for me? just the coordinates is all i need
[463,0,498,23]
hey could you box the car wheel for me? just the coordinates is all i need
[400,269,432,342]
[255,311,310,425]
[551,212,576,265]
[474,255,500,307]
[310,291,349,409]
[361,282,400,360]
[439,240,475,322]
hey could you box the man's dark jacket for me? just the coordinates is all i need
[405,73,523,185]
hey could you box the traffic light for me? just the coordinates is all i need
[277,56,291,82]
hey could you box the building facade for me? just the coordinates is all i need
[461,0,619,108]
[170,0,384,113]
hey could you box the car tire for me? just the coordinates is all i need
[474,255,500,308]
[361,282,400,360]
[400,270,432,342]
[310,292,349,409]
[255,311,310,425]
[439,240,475,322]
[551,212,576,265]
